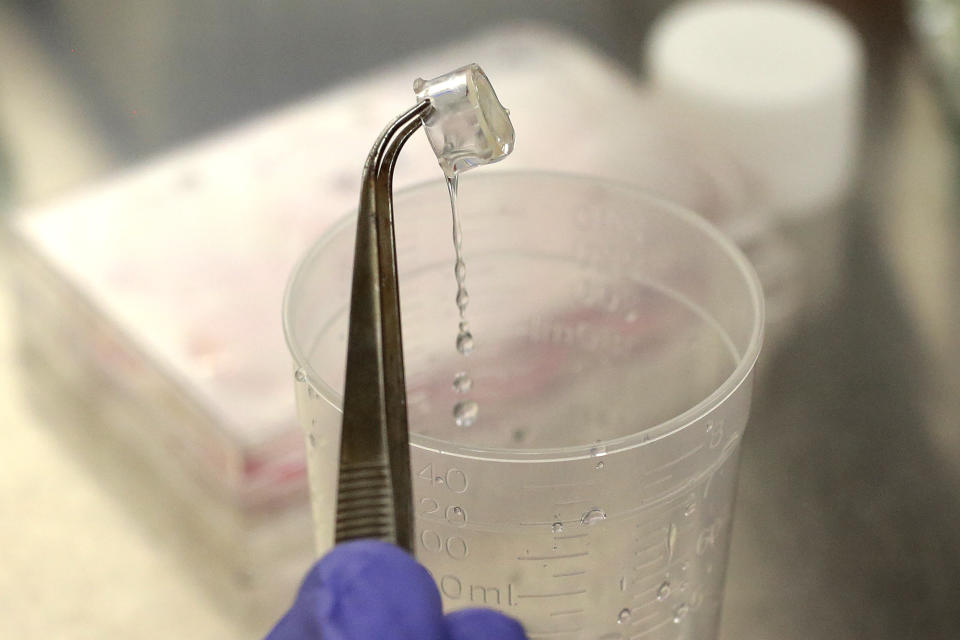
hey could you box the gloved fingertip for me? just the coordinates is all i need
[276,540,446,640]
[446,608,528,640]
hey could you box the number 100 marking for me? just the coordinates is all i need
[420,529,469,559]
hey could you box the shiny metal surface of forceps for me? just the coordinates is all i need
[336,99,432,552]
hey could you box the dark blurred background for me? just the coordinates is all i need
[0,0,906,204]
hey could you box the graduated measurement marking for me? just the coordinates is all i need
[628,609,661,627]
[527,630,582,638]
[634,541,662,557]
[552,569,587,578]
[631,584,660,600]
[549,609,585,617]
[516,589,587,599]
[517,551,590,561]
[633,555,665,572]
[433,575,518,606]
[552,497,592,506]
[518,521,589,534]
[645,444,706,475]
[523,481,597,490]
[631,594,664,612]
[630,618,672,638]
[643,474,676,490]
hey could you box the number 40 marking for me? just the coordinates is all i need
[418,463,469,494]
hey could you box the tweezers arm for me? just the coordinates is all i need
[337,100,432,551]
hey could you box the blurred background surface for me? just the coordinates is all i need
[4,0,960,639]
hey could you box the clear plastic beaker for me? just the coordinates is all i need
[283,172,763,640]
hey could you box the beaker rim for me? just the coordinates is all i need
[283,170,764,462]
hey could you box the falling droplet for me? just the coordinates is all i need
[666,523,678,560]
[580,508,606,526]
[617,608,631,624]
[453,372,473,393]
[657,581,672,601]
[456,331,475,355]
[456,288,470,312]
[595,461,605,470]
[672,603,689,623]
[454,400,479,427]
[684,502,696,517]
[454,259,467,281]
[552,522,564,534]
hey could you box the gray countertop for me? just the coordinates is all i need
[722,59,960,639]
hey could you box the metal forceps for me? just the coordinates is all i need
[335,64,514,553]
[336,99,432,552]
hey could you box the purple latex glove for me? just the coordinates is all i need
[266,540,527,640]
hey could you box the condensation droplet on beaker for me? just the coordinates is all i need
[617,608,631,624]
[666,523,678,559]
[294,368,307,382]
[680,562,689,572]
[454,400,479,427]
[580,508,606,526]
[672,603,689,623]
[590,443,607,457]
[456,331,475,355]
[595,461,605,470]
[512,429,526,442]
[684,502,696,517]
[624,309,639,323]
[552,522,564,534]
[453,372,473,393]
[413,77,426,93]
[436,476,445,486]
[308,433,317,448]
[657,581,672,601]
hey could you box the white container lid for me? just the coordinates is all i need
[645,0,865,218]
